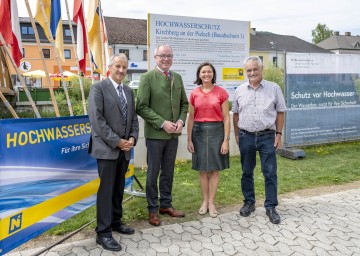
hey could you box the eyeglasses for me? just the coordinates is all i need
[155,54,173,59]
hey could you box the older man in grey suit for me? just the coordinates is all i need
[88,53,139,252]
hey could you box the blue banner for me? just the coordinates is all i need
[0,116,134,255]
[285,53,360,146]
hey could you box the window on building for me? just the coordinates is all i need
[42,49,50,59]
[119,49,129,60]
[259,56,263,62]
[273,57,278,67]
[143,50,147,61]
[65,28,71,37]
[26,77,41,88]
[21,26,34,35]
[64,49,71,59]
[22,48,25,58]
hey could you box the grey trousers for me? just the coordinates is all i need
[145,137,178,212]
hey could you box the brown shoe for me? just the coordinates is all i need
[159,207,185,217]
[148,212,161,226]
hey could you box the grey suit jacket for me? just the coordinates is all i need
[88,78,139,161]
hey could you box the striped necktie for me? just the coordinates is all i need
[117,86,127,120]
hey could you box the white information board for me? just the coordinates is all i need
[148,14,250,98]
[285,53,360,146]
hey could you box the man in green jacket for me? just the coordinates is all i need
[136,44,189,226]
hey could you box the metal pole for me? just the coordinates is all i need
[275,42,278,68]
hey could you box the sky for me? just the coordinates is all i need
[17,0,360,43]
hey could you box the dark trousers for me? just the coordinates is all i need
[95,152,129,237]
[238,131,278,209]
[146,138,178,212]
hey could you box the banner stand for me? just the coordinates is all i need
[124,174,146,198]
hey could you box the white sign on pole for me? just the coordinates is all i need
[19,61,31,72]
[148,14,250,98]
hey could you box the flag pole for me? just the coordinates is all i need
[100,1,110,74]
[24,0,60,117]
[82,1,94,84]
[38,0,74,116]
[64,0,87,115]
[0,34,41,118]
[99,0,106,78]
[103,26,110,69]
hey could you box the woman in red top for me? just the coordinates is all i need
[187,62,230,218]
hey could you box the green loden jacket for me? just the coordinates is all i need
[136,68,189,139]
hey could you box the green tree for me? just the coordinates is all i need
[312,23,333,44]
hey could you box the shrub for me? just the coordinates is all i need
[263,66,284,92]
[55,77,92,116]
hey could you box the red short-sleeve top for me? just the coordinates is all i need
[189,85,229,122]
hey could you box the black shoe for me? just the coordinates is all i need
[266,208,281,224]
[112,224,135,235]
[240,203,255,217]
[96,235,122,251]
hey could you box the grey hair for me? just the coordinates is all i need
[109,53,128,66]
[153,44,173,56]
[243,56,263,68]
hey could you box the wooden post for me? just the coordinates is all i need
[0,34,41,118]
[0,91,18,118]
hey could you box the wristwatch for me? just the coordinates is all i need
[276,131,282,136]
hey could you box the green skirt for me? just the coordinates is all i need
[191,122,229,171]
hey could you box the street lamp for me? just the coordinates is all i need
[270,41,278,67]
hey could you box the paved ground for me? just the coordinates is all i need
[8,188,360,256]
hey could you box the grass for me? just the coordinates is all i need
[47,140,360,235]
